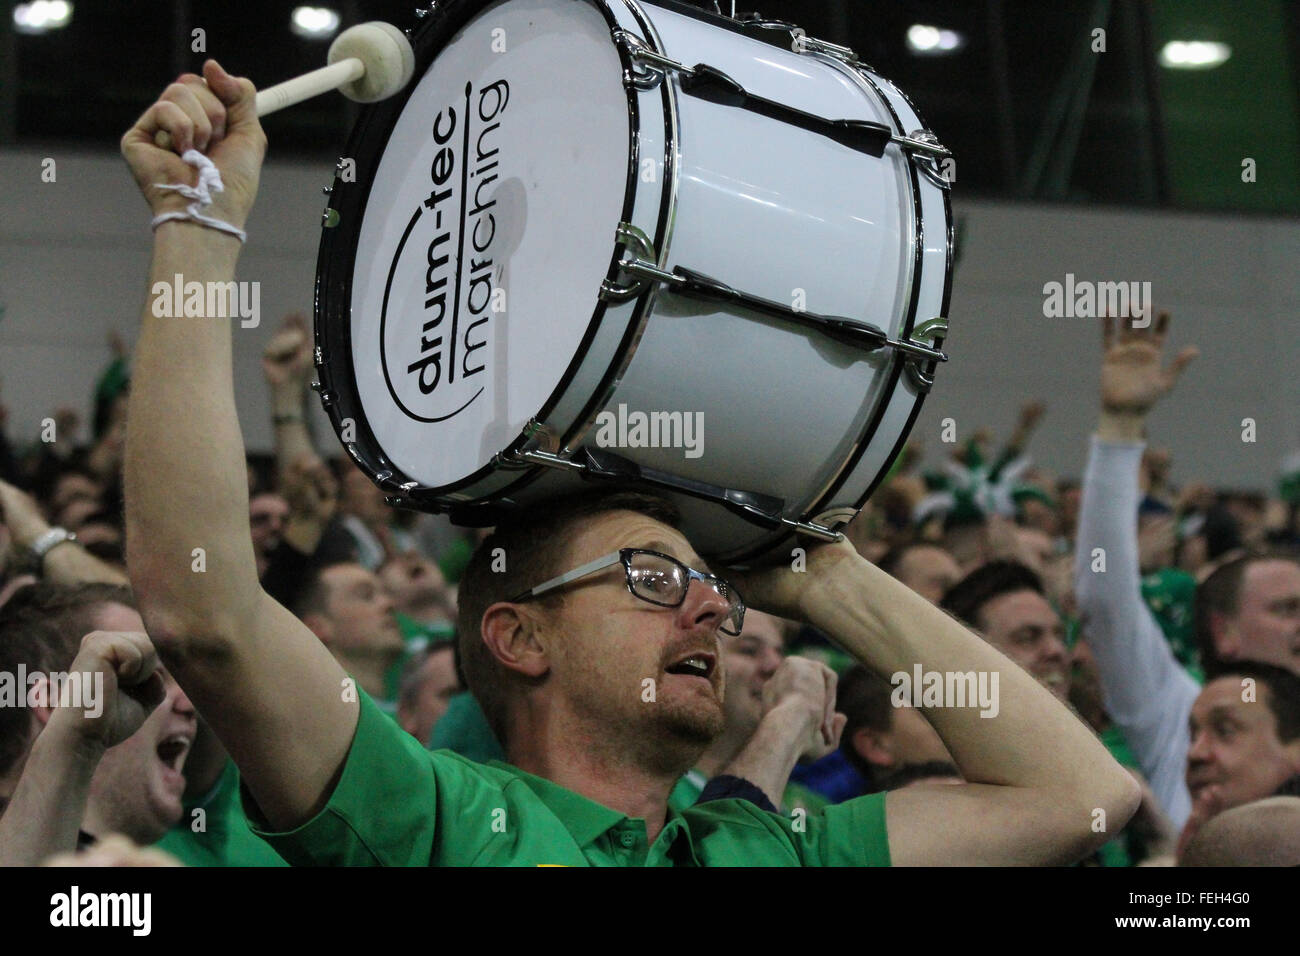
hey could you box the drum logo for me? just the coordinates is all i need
[381,78,510,422]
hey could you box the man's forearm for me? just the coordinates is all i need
[42,542,129,588]
[271,383,316,483]
[0,722,102,866]
[717,704,810,810]
[1097,410,1145,442]
[1,480,127,587]
[1073,431,1197,828]
[125,221,260,634]
[805,555,1123,800]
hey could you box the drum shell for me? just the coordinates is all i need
[498,1,952,564]
[315,0,953,565]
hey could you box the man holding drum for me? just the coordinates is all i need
[119,61,1138,865]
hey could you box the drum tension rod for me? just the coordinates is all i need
[614,31,890,158]
[613,30,951,166]
[613,258,948,379]
[505,446,844,543]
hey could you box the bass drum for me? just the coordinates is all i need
[315,0,953,565]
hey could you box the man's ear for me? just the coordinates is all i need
[851,726,896,769]
[302,612,333,647]
[481,603,550,679]
[1210,610,1240,659]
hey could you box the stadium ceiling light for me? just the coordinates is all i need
[906,23,965,56]
[290,6,342,40]
[12,0,72,35]
[1158,40,1231,69]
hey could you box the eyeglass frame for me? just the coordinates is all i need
[508,548,746,636]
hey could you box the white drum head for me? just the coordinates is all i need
[349,0,630,488]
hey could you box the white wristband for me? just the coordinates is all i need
[150,149,247,243]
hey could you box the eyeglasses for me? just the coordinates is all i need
[509,548,746,636]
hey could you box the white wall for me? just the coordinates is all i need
[919,200,1300,491]
[2,146,1297,490]
[0,146,335,460]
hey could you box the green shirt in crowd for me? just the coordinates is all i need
[1140,569,1203,683]
[382,613,456,703]
[430,691,507,759]
[242,690,891,866]
[154,760,288,867]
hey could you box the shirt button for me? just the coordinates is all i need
[619,832,636,848]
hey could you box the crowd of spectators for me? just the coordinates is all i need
[3,302,1295,866]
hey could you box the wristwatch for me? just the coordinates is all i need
[30,527,77,574]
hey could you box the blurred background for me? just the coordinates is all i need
[6,0,1297,211]
[1,0,1298,489]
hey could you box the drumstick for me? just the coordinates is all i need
[154,21,415,149]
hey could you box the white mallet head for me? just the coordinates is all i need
[151,21,416,150]
[328,21,416,103]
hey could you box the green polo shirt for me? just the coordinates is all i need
[242,690,891,866]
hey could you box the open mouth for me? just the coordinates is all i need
[665,653,716,680]
[156,734,192,774]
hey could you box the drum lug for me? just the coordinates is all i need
[600,222,660,302]
[737,16,864,67]
[902,317,949,392]
[613,30,666,90]
[499,448,586,473]
[780,517,845,543]
[791,33,862,67]
[383,479,423,511]
[517,417,561,456]
[809,507,860,531]
[497,418,572,469]
[310,380,336,406]
[892,129,954,190]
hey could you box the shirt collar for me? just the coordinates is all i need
[486,760,629,847]
[485,760,697,857]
